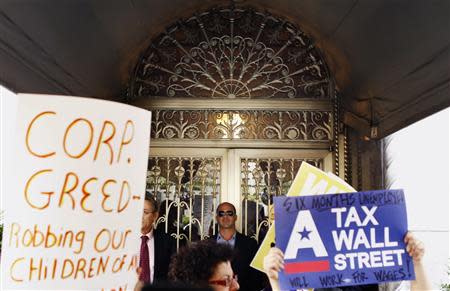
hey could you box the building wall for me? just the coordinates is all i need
[384,108,450,289]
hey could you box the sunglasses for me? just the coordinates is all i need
[217,210,234,217]
[209,274,238,287]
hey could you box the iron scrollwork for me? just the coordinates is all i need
[131,6,333,100]
[241,158,324,242]
[147,157,221,249]
[152,109,332,141]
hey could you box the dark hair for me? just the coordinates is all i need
[168,240,234,288]
[145,191,159,212]
[216,202,236,215]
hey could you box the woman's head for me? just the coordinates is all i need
[168,240,239,291]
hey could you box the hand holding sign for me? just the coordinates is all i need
[274,190,415,290]
[264,247,284,281]
[265,232,427,291]
[404,232,425,263]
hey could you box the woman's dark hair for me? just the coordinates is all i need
[168,240,234,287]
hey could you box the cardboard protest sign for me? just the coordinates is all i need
[1,94,151,290]
[274,189,413,290]
[251,162,355,272]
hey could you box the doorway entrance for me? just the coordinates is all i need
[147,147,332,248]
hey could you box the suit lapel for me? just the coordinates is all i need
[153,232,159,274]
[234,232,242,249]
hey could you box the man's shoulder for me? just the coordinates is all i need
[154,230,177,254]
[236,231,252,240]
[154,229,174,241]
[236,232,257,246]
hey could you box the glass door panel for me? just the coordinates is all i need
[227,149,332,243]
[148,148,332,247]
[147,148,227,249]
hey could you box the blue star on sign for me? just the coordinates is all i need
[298,227,312,240]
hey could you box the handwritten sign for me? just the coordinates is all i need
[251,162,355,273]
[1,94,151,290]
[274,190,414,290]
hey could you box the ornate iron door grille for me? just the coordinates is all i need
[147,156,221,249]
[151,109,332,142]
[130,6,333,100]
[241,157,323,243]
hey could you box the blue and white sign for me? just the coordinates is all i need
[274,190,414,290]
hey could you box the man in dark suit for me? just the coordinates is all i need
[138,193,176,285]
[210,202,266,291]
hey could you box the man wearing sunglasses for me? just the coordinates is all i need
[211,202,266,291]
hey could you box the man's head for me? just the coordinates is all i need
[141,192,159,234]
[216,202,237,231]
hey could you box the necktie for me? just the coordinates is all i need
[139,235,151,283]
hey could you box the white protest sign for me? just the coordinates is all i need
[1,94,151,290]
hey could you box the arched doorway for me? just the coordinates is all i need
[128,5,346,248]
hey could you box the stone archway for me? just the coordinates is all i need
[130,6,334,100]
[128,5,345,246]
